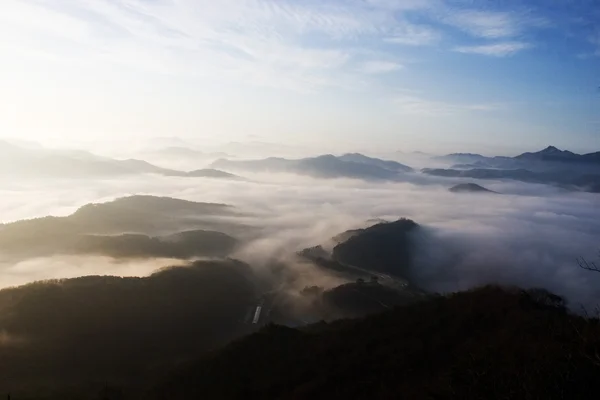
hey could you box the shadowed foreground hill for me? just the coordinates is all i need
[157,286,600,400]
[0,260,257,396]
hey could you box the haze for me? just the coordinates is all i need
[0,1,599,397]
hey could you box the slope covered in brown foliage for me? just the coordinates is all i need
[157,286,600,400]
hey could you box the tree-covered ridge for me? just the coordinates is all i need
[157,286,600,400]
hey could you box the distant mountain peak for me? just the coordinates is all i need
[449,183,496,194]
[515,146,579,161]
[541,146,561,153]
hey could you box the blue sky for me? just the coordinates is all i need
[0,0,598,154]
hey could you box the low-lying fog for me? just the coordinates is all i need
[1,169,599,309]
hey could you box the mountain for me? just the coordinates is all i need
[184,169,242,179]
[332,219,419,279]
[0,141,240,180]
[449,183,497,193]
[0,260,258,395]
[0,140,170,178]
[138,147,235,170]
[321,279,422,318]
[515,146,600,164]
[423,168,600,193]
[439,146,600,171]
[72,229,237,259]
[300,219,420,283]
[451,160,494,169]
[211,154,413,180]
[435,152,492,164]
[0,196,245,260]
[337,153,413,172]
[154,286,600,400]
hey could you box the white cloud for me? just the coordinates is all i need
[444,10,521,38]
[394,94,502,115]
[361,60,404,74]
[1,170,600,308]
[364,0,434,11]
[385,23,441,45]
[0,0,582,98]
[0,0,376,92]
[0,0,436,94]
[453,42,532,57]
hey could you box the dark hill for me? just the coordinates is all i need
[0,260,258,396]
[72,229,237,259]
[0,196,241,260]
[155,286,600,400]
[449,183,496,193]
[322,280,421,318]
[332,219,419,279]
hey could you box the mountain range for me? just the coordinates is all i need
[0,196,248,260]
[423,167,600,192]
[516,146,600,164]
[0,141,241,180]
[211,153,413,180]
[426,146,600,193]
[4,141,599,193]
[439,146,600,171]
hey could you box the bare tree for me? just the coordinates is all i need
[577,251,600,273]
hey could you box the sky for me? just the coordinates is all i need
[0,0,598,154]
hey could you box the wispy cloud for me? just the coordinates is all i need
[444,10,521,38]
[394,94,503,115]
[453,42,532,57]
[365,0,434,11]
[440,7,548,40]
[360,60,403,74]
[1,0,372,92]
[0,0,587,95]
[385,23,441,46]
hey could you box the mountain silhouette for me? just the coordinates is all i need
[154,286,600,400]
[0,260,258,395]
[0,196,243,260]
[332,219,419,279]
[449,183,497,193]
[515,145,600,164]
[300,219,420,282]
[423,168,600,192]
[211,153,412,180]
[337,153,413,172]
[0,141,240,180]
[439,146,600,170]
[72,229,237,259]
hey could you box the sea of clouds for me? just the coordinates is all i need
[0,166,599,309]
